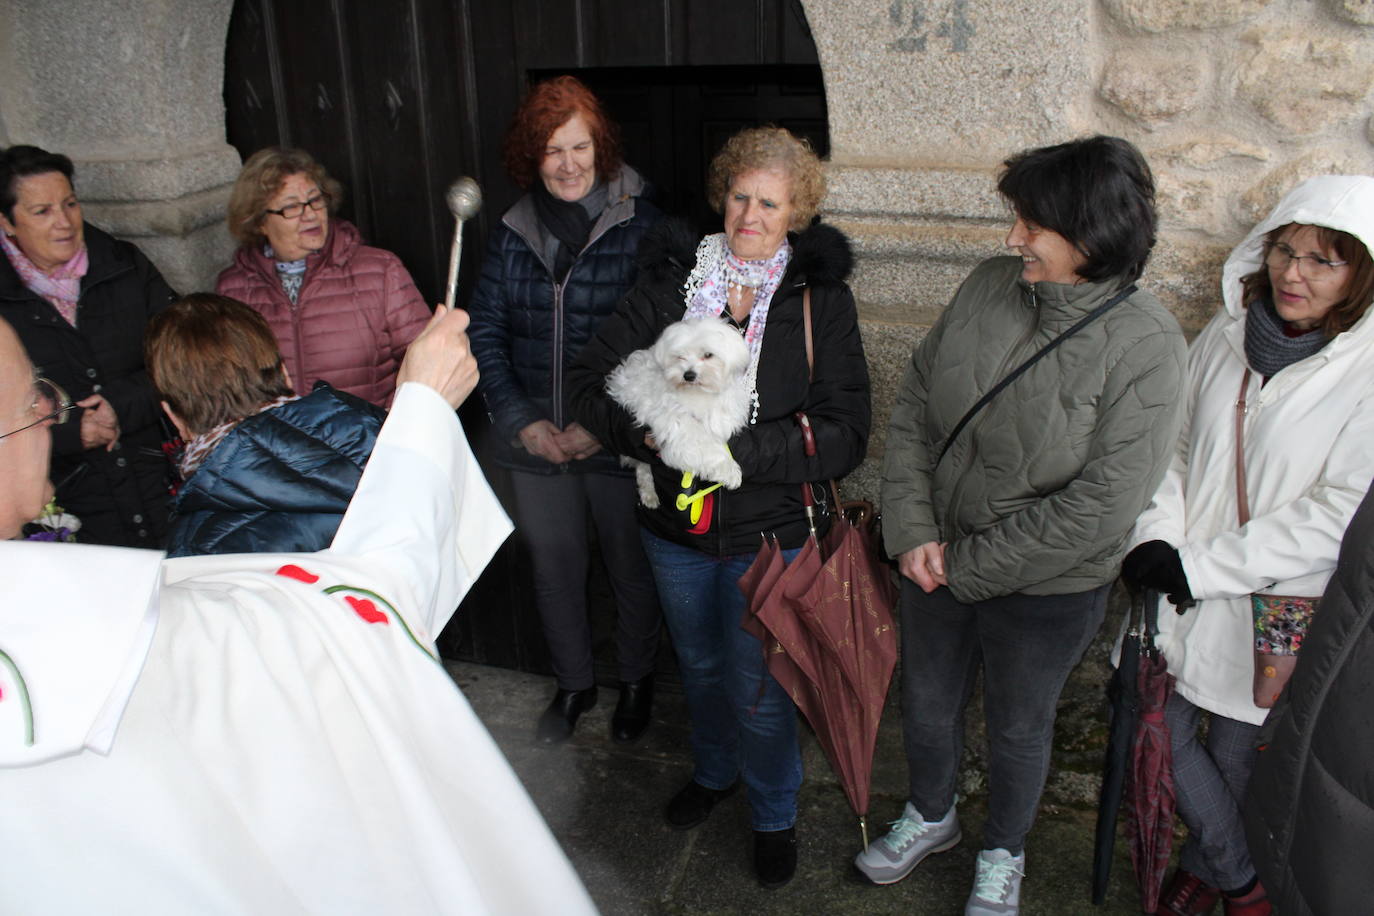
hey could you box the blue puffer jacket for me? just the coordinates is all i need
[165,383,387,557]
[468,165,660,474]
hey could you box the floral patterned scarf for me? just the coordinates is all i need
[179,394,299,479]
[681,233,792,423]
[266,244,307,305]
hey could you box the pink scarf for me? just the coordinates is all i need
[0,233,88,327]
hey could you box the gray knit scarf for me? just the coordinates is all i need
[1244,296,1330,378]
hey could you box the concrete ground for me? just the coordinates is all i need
[446,626,1150,916]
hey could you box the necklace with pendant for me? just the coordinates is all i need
[726,285,752,333]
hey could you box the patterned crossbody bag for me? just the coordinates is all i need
[1235,368,1318,708]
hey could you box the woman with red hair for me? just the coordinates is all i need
[468,75,663,745]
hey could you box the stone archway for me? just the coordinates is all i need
[0,0,241,293]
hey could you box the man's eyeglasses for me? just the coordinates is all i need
[0,377,73,440]
[1264,241,1348,282]
[264,194,327,220]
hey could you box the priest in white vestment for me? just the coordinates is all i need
[0,309,598,915]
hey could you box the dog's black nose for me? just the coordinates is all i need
[682,369,697,383]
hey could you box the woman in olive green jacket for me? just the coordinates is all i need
[855,136,1186,916]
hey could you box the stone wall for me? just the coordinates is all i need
[0,0,240,293]
[804,0,1374,499]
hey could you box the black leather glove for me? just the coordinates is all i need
[1121,539,1193,606]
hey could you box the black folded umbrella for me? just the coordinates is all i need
[1091,584,1150,905]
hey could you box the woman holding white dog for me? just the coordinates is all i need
[468,76,663,746]
[570,126,871,889]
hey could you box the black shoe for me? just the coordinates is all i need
[611,675,654,744]
[535,686,597,745]
[754,827,797,889]
[664,779,737,830]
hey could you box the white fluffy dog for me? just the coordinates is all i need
[607,319,752,508]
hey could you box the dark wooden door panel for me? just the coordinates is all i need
[224,0,286,159]
[272,3,361,214]
[341,0,440,294]
[587,0,671,66]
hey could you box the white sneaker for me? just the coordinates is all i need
[965,848,1025,915]
[852,800,961,885]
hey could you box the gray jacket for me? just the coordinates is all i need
[881,256,1187,603]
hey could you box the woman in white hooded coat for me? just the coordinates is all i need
[1123,174,1374,916]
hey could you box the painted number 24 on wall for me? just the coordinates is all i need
[888,0,974,53]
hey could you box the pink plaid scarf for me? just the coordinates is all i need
[0,233,88,327]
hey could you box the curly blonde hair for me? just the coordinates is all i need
[226,147,343,248]
[706,127,825,230]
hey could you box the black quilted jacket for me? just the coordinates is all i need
[569,218,871,556]
[1244,481,1374,916]
[468,166,661,474]
[0,224,176,547]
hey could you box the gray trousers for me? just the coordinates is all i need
[509,470,662,690]
[1165,692,1260,891]
[900,581,1109,854]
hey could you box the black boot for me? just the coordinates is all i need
[664,779,737,830]
[611,675,654,744]
[535,686,597,744]
[754,827,797,889]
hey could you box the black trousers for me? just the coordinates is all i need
[509,470,662,689]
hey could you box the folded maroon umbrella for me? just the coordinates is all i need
[1125,634,1176,915]
[741,497,898,848]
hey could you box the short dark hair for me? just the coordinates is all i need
[1242,223,1374,337]
[501,75,622,190]
[145,293,293,435]
[997,135,1157,283]
[0,145,75,222]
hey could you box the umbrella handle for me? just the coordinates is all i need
[794,411,817,457]
[800,483,819,538]
[793,412,821,537]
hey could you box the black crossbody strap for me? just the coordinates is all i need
[935,284,1137,468]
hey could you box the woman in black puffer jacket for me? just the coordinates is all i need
[1244,480,1374,915]
[569,127,870,890]
[467,76,664,747]
[0,144,176,547]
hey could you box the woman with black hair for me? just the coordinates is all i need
[859,136,1187,915]
[0,144,176,546]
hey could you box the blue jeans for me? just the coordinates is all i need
[640,529,803,831]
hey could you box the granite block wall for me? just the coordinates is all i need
[804,0,1374,497]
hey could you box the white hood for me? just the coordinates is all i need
[1221,175,1374,319]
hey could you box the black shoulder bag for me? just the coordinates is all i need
[935,285,1137,468]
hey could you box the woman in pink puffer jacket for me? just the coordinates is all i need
[217,147,431,407]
